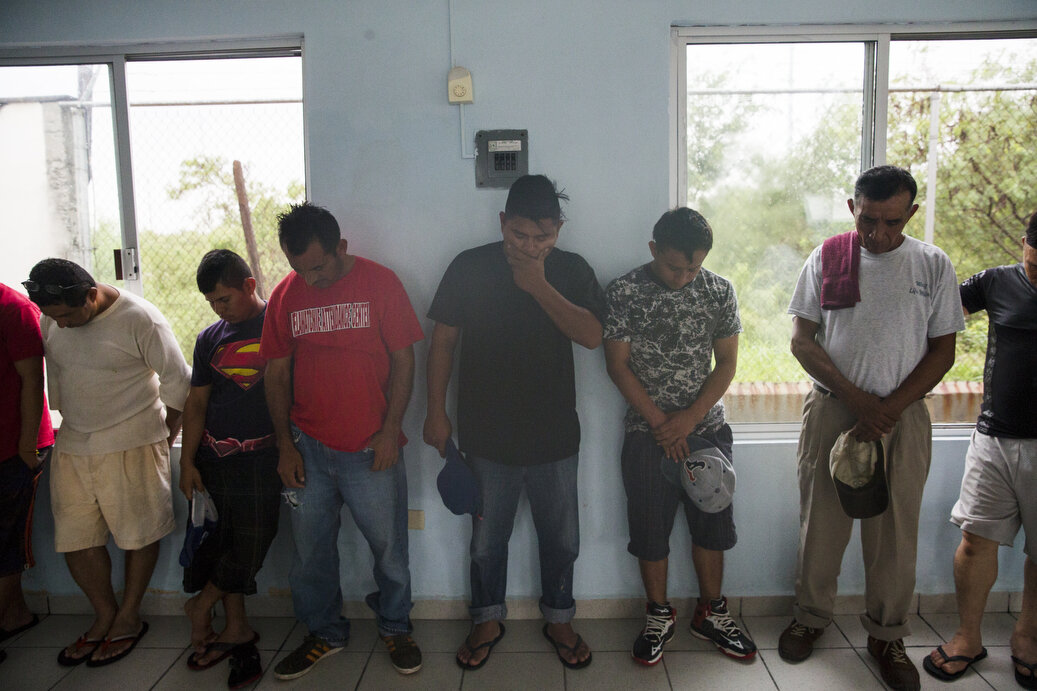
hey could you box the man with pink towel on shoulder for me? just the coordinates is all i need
[779,166,965,691]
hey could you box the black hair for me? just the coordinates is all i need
[1027,211,1037,249]
[196,249,253,293]
[653,207,714,261]
[854,165,918,205]
[277,202,342,256]
[504,174,569,222]
[26,258,96,308]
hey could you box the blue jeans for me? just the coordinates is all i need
[468,454,580,624]
[285,425,413,642]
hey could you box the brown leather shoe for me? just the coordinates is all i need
[778,620,824,662]
[867,636,920,691]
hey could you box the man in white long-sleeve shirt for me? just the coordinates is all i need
[25,258,190,668]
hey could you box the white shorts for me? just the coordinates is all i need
[951,430,1037,557]
[50,441,175,552]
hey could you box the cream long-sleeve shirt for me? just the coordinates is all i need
[42,288,191,455]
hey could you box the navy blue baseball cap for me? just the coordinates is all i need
[437,438,481,517]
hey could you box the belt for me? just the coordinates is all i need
[813,383,835,398]
[202,432,276,458]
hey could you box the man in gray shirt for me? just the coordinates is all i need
[780,166,964,691]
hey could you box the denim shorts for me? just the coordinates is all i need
[621,425,737,560]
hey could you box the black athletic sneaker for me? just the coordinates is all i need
[632,602,676,666]
[689,596,757,660]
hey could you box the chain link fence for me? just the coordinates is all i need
[127,99,305,357]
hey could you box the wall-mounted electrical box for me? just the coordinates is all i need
[475,129,528,188]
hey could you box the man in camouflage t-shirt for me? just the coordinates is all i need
[604,207,754,665]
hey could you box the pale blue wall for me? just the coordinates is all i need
[3,0,1035,604]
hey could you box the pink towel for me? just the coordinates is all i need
[820,231,861,310]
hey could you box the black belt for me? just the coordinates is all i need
[813,383,835,398]
[813,383,924,402]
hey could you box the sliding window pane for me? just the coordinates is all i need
[685,43,865,420]
[125,56,304,356]
[888,38,1037,383]
[0,64,120,290]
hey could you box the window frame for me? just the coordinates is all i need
[669,21,1037,435]
[0,37,304,296]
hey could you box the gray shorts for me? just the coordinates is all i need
[951,430,1037,557]
[621,426,737,561]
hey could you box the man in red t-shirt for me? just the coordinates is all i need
[261,202,424,680]
[0,282,54,663]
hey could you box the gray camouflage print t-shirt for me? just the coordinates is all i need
[605,264,742,434]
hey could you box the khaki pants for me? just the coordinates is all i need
[793,389,932,641]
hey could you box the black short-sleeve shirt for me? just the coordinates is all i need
[959,263,1037,438]
[428,241,606,465]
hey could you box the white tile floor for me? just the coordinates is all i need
[0,611,1026,690]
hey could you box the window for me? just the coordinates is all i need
[0,42,305,357]
[672,25,1037,423]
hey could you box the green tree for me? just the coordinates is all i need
[136,155,303,356]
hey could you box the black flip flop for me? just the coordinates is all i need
[542,623,592,670]
[1013,655,1037,689]
[922,644,987,680]
[86,621,149,667]
[57,633,104,666]
[188,632,260,671]
[456,622,506,670]
[0,613,39,642]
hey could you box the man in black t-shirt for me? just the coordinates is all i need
[924,215,1037,684]
[424,175,605,671]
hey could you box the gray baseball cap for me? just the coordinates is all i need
[659,435,736,513]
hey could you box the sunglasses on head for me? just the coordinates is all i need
[21,280,90,298]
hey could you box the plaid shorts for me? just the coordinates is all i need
[183,449,281,595]
[621,424,737,561]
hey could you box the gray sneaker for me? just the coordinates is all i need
[273,634,344,680]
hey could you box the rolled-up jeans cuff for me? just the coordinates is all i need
[540,600,575,625]
[377,619,413,637]
[470,603,507,624]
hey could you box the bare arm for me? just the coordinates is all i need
[177,385,210,499]
[13,355,45,469]
[506,244,602,349]
[423,322,459,457]
[882,333,956,418]
[265,355,304,487]
[368,344,416,471]
[164,407,183,448]
[604,339,667,429]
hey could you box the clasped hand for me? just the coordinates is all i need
[848,391,900,442]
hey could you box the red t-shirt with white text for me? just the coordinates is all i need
[260,257,423,452]
[0,283,55,460]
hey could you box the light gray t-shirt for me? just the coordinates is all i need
[787,235,964,397]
